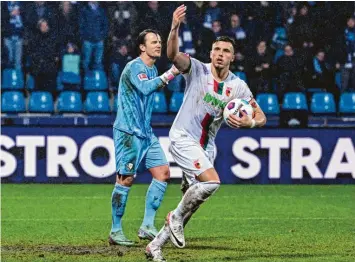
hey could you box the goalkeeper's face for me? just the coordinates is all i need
[210,41,234,70]
[142,33,162,59]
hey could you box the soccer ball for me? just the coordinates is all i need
[223,98,254,127]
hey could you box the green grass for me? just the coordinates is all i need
[1,184,355,262]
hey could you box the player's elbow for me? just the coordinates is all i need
[260,114,267,127]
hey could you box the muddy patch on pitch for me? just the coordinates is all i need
[2,244,139,256]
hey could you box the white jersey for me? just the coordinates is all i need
[169,58,253,151]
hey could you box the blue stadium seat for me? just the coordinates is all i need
[84,70,108,91]
[57,91,83,113]
[282,92,308,110]
[112,95,118,112]
[339,92,355,114]
[1,91,26,113]
[2,69,24,89]
[84,91,110,113]
[234,71,247,82]
[335,72,341,89]
[256,93,280,114]
[152,92,168,113]
[61,72,81,85]
[311,92,336,114]
[168,74,183,92]
[26,74,35,90]
[273,49,284,63]
[28,91,54,113]
[169,91,184,113]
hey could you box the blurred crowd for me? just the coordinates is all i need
[2,1,355,102]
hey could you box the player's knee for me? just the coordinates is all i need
[200,181,220,195]
[155,166,170,182]
[117,174,134,187]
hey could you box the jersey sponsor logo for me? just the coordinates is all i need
[137,73,148,81]
[203,93,227,110]
[194,160,201,169]
[226,87,232,97]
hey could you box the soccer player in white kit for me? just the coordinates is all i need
[146,5,267,261]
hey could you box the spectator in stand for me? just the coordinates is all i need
[289,3,314,49]
[58,2,79,50]
[230,50,246,74]
[110,42,133,90]
[308,50,333,88]
[244,10,263,48]
[195,25,215,62]
[61,43,81,76]
[178,16,196,56]
[256,1,277,42]
[286,6,297,27]
[1,1,24,69]
[185,1,204,36]
[25,1,56,38]
[249,41,273,94]
[108,2,137,46]
[342,16,355,91]
[79,1,108,71]
[211,20,223,38]
[276,44,306,100]
[138,2,165,39]
[28,19,58,94]
[203,1,221,29]
[227,14,246,45]
[271,27,288,51]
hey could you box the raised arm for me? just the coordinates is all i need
[167,5,191,73]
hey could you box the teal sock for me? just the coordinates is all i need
[141,178,167,227]
[111,183,130,233]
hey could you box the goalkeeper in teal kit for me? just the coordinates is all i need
[109,29,179,246]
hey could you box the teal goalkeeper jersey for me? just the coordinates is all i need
[113,57,165,138]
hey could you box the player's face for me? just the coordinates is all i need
[210,41,234,70]
[143,33,162,59]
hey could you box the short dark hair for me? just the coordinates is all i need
[212,36,235,52]
[136,29,161,54]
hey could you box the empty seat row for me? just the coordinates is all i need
[1,91,110,113]
[2,69,108,91]
[1,91,186,114]
[2,91,355,115]
[257,92,355,114]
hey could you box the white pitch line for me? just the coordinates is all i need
[2,217,353,222]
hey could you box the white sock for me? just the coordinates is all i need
[173,182,220,219]
[151,223,170,247]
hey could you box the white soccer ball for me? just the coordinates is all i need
[223,98,254,128]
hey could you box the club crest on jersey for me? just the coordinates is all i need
[127,163,134,171]
[226,87,232,97]
[137,73,148,81]
[194,160,201,169]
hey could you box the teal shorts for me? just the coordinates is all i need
[113,128,168,175]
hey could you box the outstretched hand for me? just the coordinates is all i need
[172,4,187,30]
[227,110,253,129]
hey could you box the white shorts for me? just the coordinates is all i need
[169,137,216,185]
